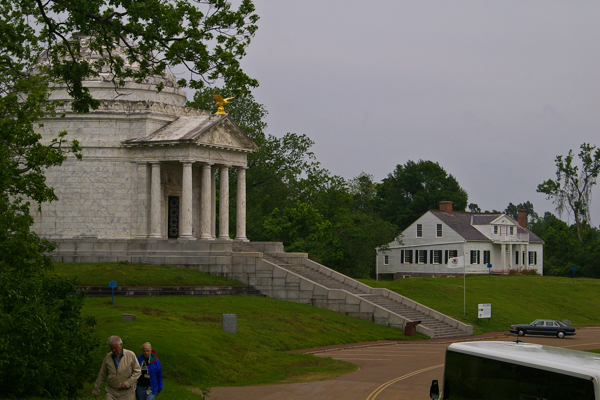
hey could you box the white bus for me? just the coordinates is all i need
[430,341,600,400]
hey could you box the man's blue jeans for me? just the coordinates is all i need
[135,385,156,400]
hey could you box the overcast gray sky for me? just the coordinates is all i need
[237,1,600,223]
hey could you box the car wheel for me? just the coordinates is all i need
[557,331,565,339]
[518,329,525,336]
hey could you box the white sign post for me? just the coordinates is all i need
[478,303,491,319]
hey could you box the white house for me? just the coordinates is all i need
[376,201,544,278]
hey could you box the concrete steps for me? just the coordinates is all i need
[359,294,465,338]
[263,255,364,295]
[79,285,265,298]
[262,253,466,339]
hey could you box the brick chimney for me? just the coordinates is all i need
[518,209,527,227]
[439,201,453,213]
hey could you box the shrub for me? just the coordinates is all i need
[0,273,99,398]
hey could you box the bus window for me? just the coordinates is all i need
[442,350,595,400]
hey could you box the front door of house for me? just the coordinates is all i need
[168,196,180,238]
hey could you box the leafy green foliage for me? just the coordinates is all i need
[1,1,260,397]
[504,201,539,228]
[530,212,600,278]
[375,159,469,230]
[537,143,600,242]
[189,87,400,278]
[0,273,98,398]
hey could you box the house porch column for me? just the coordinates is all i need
[501,243,506,272]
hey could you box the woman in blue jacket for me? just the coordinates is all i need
[136,342,163,400]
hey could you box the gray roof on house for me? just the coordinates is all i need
[430,210,544,243]
[471,215,498,225]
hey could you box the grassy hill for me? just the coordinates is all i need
[56,263,421,397]
[51,263,600,397]
[360,275,600,335]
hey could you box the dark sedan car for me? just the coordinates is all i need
[509,319,576,338]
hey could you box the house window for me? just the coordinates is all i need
[445,250,458,264]
[483,250,491,264]
[493,226,498,234]
[510,226,514,235]
[383,255,389,265]
[515,251,519,265]
[417,250,428,264]
[529,251,537,265]
[416,224,423,238]
[470,250,480,264]
[432,250,442,264]
[400,250,404,264]
[436,224,443,237]
[404,250,413,263]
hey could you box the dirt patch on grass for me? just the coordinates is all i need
[113,305,169,317]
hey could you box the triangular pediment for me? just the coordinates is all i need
[194,118,257,151]
[490,214,517,226]
[123,115,258,152]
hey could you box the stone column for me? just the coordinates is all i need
[149,162,162,238]
[200,163,214,240]
[180,161,195,240]
[235,166,248,241]
[135,162,150,238]
[211,166,217,238]
[218,165,230,240]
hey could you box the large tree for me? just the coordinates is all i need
[504,201,539,227]
[190,89,399,277]
[530,212,600,278]
[1,1,259,397]
[537,143,600,242]
[375,160,468,230]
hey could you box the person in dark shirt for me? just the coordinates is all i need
[135,342,163,400]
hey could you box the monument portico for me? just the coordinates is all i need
[123,115,257,241]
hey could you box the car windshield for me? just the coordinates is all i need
[556,321,566,327]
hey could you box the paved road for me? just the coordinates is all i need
[209,327,600,400]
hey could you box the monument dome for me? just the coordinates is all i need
[39,33,188,107]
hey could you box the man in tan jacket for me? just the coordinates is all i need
[93,336,141,400]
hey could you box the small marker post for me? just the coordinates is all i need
[109,281,118,305]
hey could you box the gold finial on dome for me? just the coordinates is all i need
[213,94,234,115]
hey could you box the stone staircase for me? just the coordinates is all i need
[359,294,463,338]
[242,244,468,339]
[262,254,364,295]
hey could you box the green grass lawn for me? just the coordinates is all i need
[81,295,423,398]
[49,263,600,398]
[50,261,243,286]
[359,275,600,335]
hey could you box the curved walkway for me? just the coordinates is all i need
[209,327,600,400]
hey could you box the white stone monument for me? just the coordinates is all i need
[31,36,257,241]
